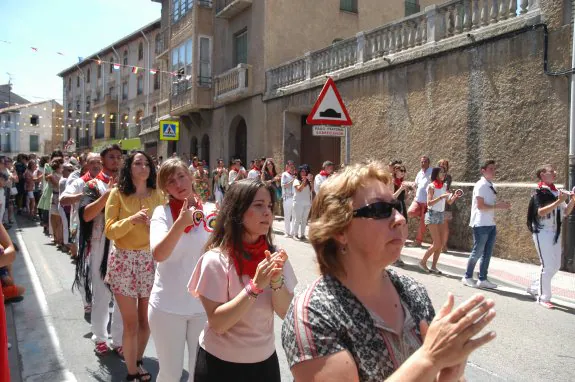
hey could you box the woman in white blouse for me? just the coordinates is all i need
[149,158,218,382]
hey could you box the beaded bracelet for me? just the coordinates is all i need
[245,279,264,299]
[271,276,284,291]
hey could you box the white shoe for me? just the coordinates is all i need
[285,234,292,239]
[462,277,477,288]
[476,279,498,289]
[526,288,538,300]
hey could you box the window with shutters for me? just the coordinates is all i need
[199,36,212,86]
[340,0,357,13]
[234,29,248,66]
[405,0,420,16]
[138,42,144,61]
[137,76,144,95]
[29,135,39,152]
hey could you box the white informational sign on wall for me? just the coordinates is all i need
[312,125,346,137]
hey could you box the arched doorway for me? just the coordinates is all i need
[229,116,247,165]
[190,136,198,158]
[201,134,210,166]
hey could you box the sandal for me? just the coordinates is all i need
[418,263,430,273]
[94,341,109,356]
[430,268,443,275]
[112,345,124,358]
[136,360,152,381]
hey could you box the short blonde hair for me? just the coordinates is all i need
[309,160,392,278]
[157,158,192,194]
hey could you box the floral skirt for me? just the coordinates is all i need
[105,247,155,299]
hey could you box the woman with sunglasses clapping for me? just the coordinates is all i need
[419,167,460,274]
[282,161,496,382]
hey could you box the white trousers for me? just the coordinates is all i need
[90,234,123,346]
[283,199,294,235]
[148,305,206,382]
[58,205,69,244]
[214,187,224,206]
[292,202,311,237]
[528,231,562,303]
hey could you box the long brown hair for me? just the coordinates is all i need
[203,178,276,268]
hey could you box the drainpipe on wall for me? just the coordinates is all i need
[566,16,575,273]
[140,30,150,118]
[111,46,121,140]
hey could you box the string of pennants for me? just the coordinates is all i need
[0,39,179,77]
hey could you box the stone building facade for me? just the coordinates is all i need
[145,0,434,166]
[0,100,63,156]
[263,0,575,267]
[58,20,162,153]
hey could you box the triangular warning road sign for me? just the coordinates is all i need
[306,77,352,126]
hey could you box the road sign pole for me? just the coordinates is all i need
[345,126,351,165]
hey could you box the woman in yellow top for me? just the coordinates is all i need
[105,150,164,382]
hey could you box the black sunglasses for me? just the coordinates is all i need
[353,200,403,220]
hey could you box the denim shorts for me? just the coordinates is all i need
[425,210,444,225]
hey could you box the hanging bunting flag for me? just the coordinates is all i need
[113,63,121,70]
[132,66,139,74]
[31,47,38,52]
[149,69,158,75]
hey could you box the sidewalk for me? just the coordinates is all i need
[272,219,575,305]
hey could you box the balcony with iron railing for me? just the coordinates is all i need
[93,93,118,108]
[214,63,251,104]
[265,0,541,96]
[170,78,194,114]
[215,0,251,19]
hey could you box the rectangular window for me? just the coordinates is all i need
[86,96,91,113]
[5,133,10,153]
[234,29,248,66]
[76,100,81,116]
[122,82,128,100]
[110,57,114,73]
[110,113,117,138]
[30,115,39,126]
[98,65,102,79]
[405,0,420,16]
[340,0,358,12]
[199,37,212,86]
[172,0,191,22]
[86,70,90,83]
[95,117,105,139]
[185,39,193,74]
[154,73,160,90]
[29,135,39,152]
[77,76,80,87]
[67,103,72,118]
[137,76,144,95]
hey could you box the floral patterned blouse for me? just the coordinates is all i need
[281,269,435,381]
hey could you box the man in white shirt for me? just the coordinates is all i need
[462,160,511,289]
[247,158,262,179]
[314,160,334,191]
[407,156,433,246]
[281,160,296,238]
[228,159,247,185]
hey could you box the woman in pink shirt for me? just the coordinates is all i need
[188,178,297,381]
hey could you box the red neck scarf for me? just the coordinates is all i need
[319,170,330,177]
[96,171,112,184]
[169,197,203,233]
[538,182,558,192]
[81,172,94,182]
[394,177,403,188]
[231,236,269,278]
[433,180,444,189]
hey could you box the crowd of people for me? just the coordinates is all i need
[0,147,571,381]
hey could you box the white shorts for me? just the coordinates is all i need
[27,191,34,199]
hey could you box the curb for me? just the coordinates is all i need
[398,252,575,306]
[271,220,575,306]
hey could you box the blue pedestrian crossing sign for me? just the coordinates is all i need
[159,120,180,141]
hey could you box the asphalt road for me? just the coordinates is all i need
[10,218,575,381]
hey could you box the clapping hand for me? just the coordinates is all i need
[418,293,496,381]
[252,251,284,290]
[130,208,150,225]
